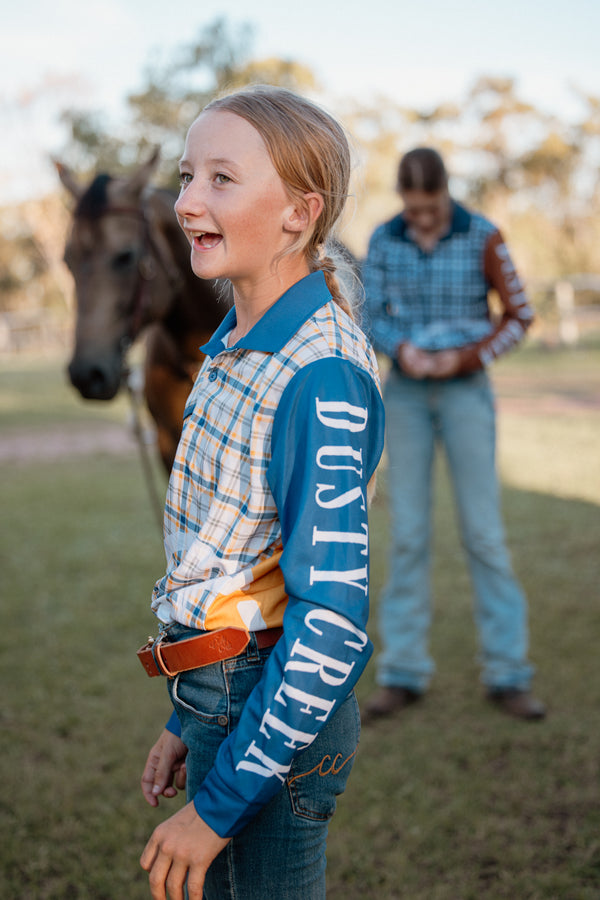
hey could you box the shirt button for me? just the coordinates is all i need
[217,715,228,726]
[208,369,218,382]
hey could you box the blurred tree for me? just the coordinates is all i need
[572,89,600,210]
[5,19,600,334]
[2,16,324,331]
[225,58,318,93]
[463,76,539,204]
[0,197,72,314]
[58,17,319,190]
[342,77,600,288]
[340,96,466,253]
[0,230,45,299]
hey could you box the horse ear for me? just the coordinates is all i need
[126,147,161,197]
[54,159,83,200]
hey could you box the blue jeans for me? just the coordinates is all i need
[376,367,534,692]
[165,624,361,899]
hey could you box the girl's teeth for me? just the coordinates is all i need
[200,233,222,249]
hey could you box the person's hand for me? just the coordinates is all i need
[140,802,231,900]
[397,343,434,378]
[426,349,460,379]
[141,728,188,807]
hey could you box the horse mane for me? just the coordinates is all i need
[75,174,112,219]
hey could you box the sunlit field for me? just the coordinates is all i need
[1,342,599,899]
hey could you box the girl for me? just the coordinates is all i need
[139,85,384,900]
[362,147,544,722]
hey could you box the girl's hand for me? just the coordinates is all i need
[141,729,188,807]
[140,802,231,900]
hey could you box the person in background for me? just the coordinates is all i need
[138,85,385,900]
[362,147,545,723]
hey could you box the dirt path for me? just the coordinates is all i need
[0,422,140,464]
[0,380,597,465]
[493,370,600,416]
[496,392,600,416]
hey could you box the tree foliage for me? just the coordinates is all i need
[3,16,600,328]
[341,75,600,290]
[58,17,318,190]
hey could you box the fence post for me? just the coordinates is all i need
[555,280,579,346]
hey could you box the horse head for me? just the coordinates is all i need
[58,150,186,401]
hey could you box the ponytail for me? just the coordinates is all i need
[310,242,360,322]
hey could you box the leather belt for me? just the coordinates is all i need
[137,626,283,678]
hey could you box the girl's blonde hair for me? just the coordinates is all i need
[204,84,354,318]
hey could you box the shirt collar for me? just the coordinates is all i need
[389,199,471,242]
[200,270,332,357]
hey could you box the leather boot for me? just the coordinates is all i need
[487,688,546,720]
[362,686,421,723]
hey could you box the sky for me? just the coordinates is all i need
[2,0,599,204]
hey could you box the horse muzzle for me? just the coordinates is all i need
[68,353,123,401]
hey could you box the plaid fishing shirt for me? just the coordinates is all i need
[150,271,385,837]
[152,270,383,632]
[363,200,534,372]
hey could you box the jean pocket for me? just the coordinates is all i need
[286,691,361,821]
[169,665,229,726]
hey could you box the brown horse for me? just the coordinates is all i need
[57,150,229,472]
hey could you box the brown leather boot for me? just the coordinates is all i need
[362,686,421,723]
[487,688,546,720]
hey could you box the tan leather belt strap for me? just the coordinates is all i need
[137,626,283,678]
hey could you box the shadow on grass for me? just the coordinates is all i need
[328,473,600,900]
[1,454,599,898]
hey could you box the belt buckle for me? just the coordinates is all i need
[153,638,178,678]
[138,631,178,678]
[140,622,169,651]
[140,634,156,651]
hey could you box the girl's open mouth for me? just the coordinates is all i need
[193,232,223,250]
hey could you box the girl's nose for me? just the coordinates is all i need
[174,190,190,220]
[174,181,204,220]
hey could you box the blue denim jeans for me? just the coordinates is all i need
[376,367,534,692]
[165,624,361,899]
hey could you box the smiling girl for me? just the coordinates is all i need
[138,85,384,900]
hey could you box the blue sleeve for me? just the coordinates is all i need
[190,356,385,837]
[363,227,406,359]
[165,709,181,737]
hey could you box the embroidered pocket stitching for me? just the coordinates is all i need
[287,750,356,786]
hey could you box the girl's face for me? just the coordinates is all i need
[400,188,451,240]
[175,109,308,293]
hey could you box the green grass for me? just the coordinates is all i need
[1,456,169,899]
[1,345,599,898]
[0,353,131,431]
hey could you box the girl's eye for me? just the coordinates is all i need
[179,172,192,188]
[215,173,231,185]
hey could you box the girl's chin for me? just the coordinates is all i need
[190,252,222,280]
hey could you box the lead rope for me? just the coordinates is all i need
[124,363,165,536]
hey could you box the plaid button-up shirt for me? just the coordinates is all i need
[363,201,534,373]
[152,271,385,837]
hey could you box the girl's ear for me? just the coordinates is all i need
[284,192,324,233]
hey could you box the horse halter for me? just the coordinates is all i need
[74,201,184,346]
